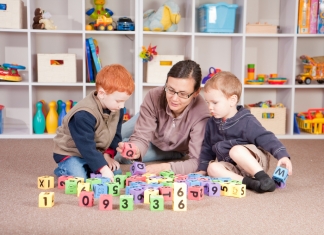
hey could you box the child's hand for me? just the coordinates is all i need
[100,165,114,182]
[103,153,120,171]
[278,157,293,175]
[116,142,141,160]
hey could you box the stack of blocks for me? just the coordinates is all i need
[37,163,288,209]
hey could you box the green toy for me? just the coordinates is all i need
[143,0,181,32]
[86,0,113,20]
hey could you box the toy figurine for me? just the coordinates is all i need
[86,0,114,21]
[143,0,181,32]
[0,63,26,82]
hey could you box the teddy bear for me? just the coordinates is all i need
[143,0,181,32]
[32,8,45,29]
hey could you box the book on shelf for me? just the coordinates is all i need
[85,38,94,83]
[87,37,101,73]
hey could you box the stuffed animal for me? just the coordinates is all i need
[143,0,181,32]
[32,8,44,29]
[39,18,57,30]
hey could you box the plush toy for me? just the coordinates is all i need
[143,0,181,32]
[32,8,44,29]
[39,11,57,30]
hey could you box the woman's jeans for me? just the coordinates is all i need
[114,113,185,164]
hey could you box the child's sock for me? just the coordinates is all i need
[254,170,276,192]
[242,177,263,193]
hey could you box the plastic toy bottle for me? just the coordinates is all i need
[46,101,58,134]
[58,102,67,126]
[33,102,45,134]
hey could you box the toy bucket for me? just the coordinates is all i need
[0,105,4,134]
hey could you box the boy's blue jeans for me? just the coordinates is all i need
[114,113,185,164]
[54,156,122,180]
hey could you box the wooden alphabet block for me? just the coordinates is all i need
[175,174,188,181]
[107,182,120,196]
[77,182,90,197]
[173,182,187,201]
[93,184,108,198]
[57,175,73,189]
[130,187,145,204]
[65,179,78,194]
[114,175,127,188]
[272,166,289,183]
[79,191,94,207]
[144,188,159,204]
[122,142,137,159]
[150,195,164,211]
[231,184,246,198]
[38,176,54,189]
[204,182,221,197]
[99,177,111,184]
[159,186,173,201]
[38,192,54,208]
[99,194,113,211]
[71,177,84,184]
[120,195,134,211]
[130,162,146,175]
[188,186,204,200]
[220,182,232,196]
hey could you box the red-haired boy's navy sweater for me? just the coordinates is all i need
[53,108,123,172]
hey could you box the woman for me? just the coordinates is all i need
[115,60,210,174]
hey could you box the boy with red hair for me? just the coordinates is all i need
[53,64,135,181]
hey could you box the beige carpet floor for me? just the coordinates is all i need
[0,139,323,235]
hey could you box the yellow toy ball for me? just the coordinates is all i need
[85,24,93,30]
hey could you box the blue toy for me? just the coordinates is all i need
[272,166,289,184]
[143,0,181,32]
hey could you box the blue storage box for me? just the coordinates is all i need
[198,2,238,33]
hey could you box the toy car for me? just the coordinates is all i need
[117,17,135,31]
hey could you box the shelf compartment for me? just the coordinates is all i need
[244,87,292,135]
[0,85,30,135]
[294,88,324,113]
[245,0,297,34]
[195,36,243,82]
[0,32,29,82]
[295,37,324,85]
[85,0,136,27]
[30,33,83,83]
[30,0,83,30]
[194,0,245,34]
[245,37,294,85]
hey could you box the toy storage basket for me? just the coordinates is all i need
[296,109,324,134]
[198,2,238,33]
[245,105,286,135]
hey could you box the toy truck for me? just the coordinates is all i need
[94,15,113,31]
[296,55,324,84]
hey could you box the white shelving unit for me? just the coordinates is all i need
[0,0,323,139]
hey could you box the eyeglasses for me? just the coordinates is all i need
[164,86,195,99]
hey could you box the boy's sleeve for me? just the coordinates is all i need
[197,121,216,172]
[69,111,107,172]
[106,108,124,156]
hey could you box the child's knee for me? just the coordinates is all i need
[207,161,221,175]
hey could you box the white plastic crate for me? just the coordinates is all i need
[0,0,23,29]
[37,54,76,83]
[144,55,184,84]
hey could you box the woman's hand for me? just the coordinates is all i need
[116,142,141,160]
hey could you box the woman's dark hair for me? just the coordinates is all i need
[160,60,202,109]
